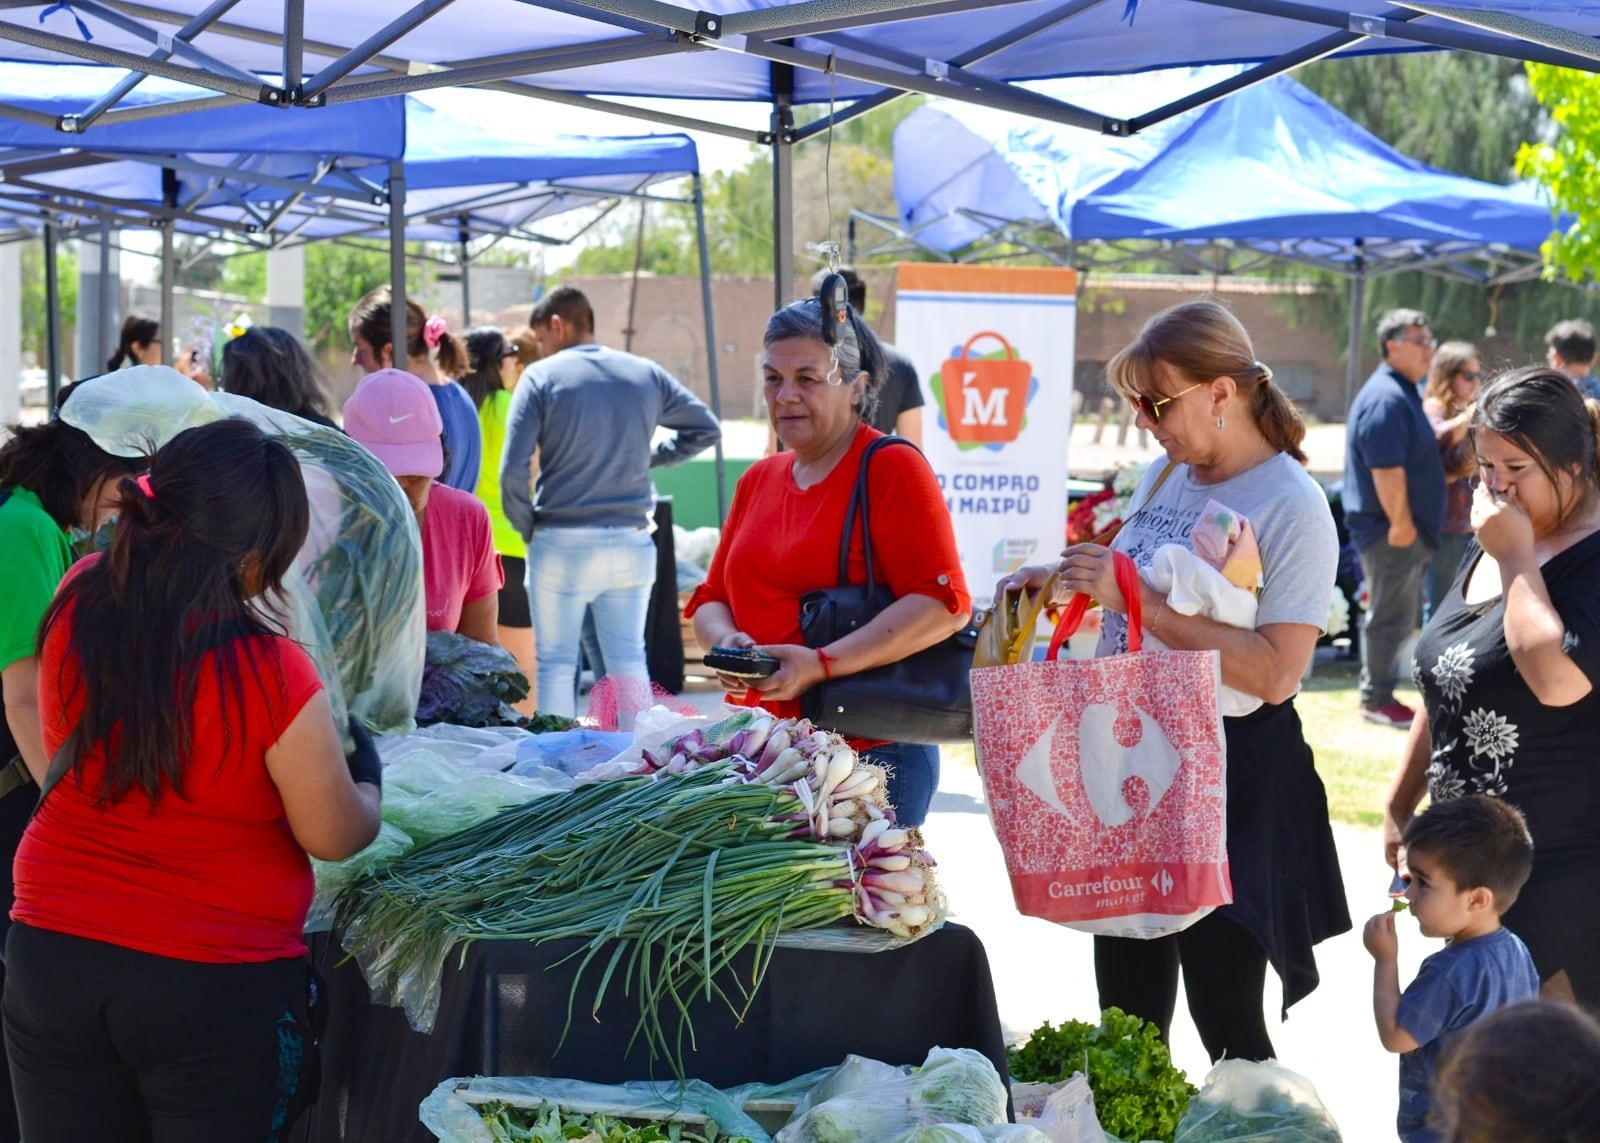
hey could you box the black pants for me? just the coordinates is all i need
[1094,910,1274,1063]
[4,923,312,1143]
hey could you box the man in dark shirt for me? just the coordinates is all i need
[1343,308,1446,729]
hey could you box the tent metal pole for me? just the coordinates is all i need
[98,219,113,372]
[43,224,61,405]
[1345,251,1367,420]
[161,167,177,363]
[693,173,727,522]
[284,0,305,97]
[771,61,795,311]
[457,217,471,323]
[388,161,408,364]
[160,224,176,364]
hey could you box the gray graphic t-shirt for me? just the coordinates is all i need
[1098,452,1338,662]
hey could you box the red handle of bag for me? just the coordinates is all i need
[1044,550,1144,661]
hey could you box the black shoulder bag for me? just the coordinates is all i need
[798,436,980,744]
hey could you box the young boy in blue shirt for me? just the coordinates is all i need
[1363,795,1541,1143]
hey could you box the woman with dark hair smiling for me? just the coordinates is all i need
[1388,365,1600,1011]
[4,418,382,1141]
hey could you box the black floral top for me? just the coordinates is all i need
[1413,533,1600,866]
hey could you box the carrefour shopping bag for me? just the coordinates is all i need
[971,552,1231,938]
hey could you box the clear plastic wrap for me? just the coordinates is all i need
[1172,1060,1341,1142]
[775,1048,1009,1143]
[889,1128,1052,1143]
[60,370,425,735]
[419,1075,773,1142]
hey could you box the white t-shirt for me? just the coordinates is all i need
[1098,452,1338,661]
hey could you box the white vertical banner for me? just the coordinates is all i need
[894,264,1076,610]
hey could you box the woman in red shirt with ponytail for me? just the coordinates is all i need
[6,417,382,1143]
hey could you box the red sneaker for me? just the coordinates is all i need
[1361,702,1416,729]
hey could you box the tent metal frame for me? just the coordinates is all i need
[6,147,727,511]
[4,0,1599,316]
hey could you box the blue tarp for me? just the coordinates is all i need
[0,64,404,155]
[0,68,697,243]
[267,97,698,243]
[893,70,1560,268]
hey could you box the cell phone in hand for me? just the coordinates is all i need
[704,646,781,678]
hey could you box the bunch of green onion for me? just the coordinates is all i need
[334,736,942,1076]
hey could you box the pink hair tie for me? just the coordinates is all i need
[423,315,448,349]
[136,473,156,500]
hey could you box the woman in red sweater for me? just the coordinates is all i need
[6,418,382,1142]
[687,296,970,825]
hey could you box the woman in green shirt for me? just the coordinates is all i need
[462,326,536,701]
[0,405,141,1143]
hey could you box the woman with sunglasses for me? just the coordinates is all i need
[1000,299,1349,1063]
[1422,341,1483,620]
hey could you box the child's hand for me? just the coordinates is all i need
[1364,911,1400,962]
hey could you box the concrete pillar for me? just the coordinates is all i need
[267,243,306,340]
[75,229,121,376]
[0,241,20,424]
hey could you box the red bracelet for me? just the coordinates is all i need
[816,648,835,681]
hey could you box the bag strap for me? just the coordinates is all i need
[1045,551,1145,661]
[1086,459,1178,547]
[836,435,920,591]
[32,741,73,819]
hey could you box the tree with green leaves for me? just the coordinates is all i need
[19,239,78,376]
[1516,64,1600,281]
[1284,53,1598,370]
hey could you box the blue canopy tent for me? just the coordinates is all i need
[855,70,1563,410]
[0,62,407,399]
[1,68,727,511]
[0,1,1597,309]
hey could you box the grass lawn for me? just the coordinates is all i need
[947,650,1418,831]
[1297,653,1419,829]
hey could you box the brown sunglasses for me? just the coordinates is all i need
[1130,381,1206,422]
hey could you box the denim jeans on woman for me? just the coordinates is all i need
[861,742,940,828]
[526,525,656,719]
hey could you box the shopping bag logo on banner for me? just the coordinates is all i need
[939,332,1032,445]
[971,553,1231,938]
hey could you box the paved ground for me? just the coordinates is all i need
[606,684,1421,1140]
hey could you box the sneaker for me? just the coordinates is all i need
[1362,702,1416,729]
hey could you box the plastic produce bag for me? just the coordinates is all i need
[890,1128,1051,1143]
[1014,1076,1119,1143]
[420,1075,773,1142]
[381,749,566,847]
[306,821,414,933]
[512,728,635,778]
[60,369,425,735]
[776,1048,1008,1143]
[1173,1060,1340,1142]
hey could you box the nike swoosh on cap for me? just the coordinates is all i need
[388,413,414,424]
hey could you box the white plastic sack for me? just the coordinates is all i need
[420,1075,772,1143]
[1173,1059,1341,1142]
[889,1127,1052,1142]
[60,368,426,735]
[1014,1076,1119,1143]
[1142,545,1261,717]
[776,1049,1008,1143]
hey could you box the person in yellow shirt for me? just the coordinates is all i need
[461,327,536,704]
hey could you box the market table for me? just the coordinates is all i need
[291,923,1008,1142]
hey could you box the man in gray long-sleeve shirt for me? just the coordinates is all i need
[500,285,720,717]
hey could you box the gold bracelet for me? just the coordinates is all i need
[1151,600,1167,635]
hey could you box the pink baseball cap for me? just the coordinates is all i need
[342,368,444,478]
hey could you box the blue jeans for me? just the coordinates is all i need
[526,526,656,719]
[861,742,941,828]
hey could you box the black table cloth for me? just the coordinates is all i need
[291,923,1007,1142]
